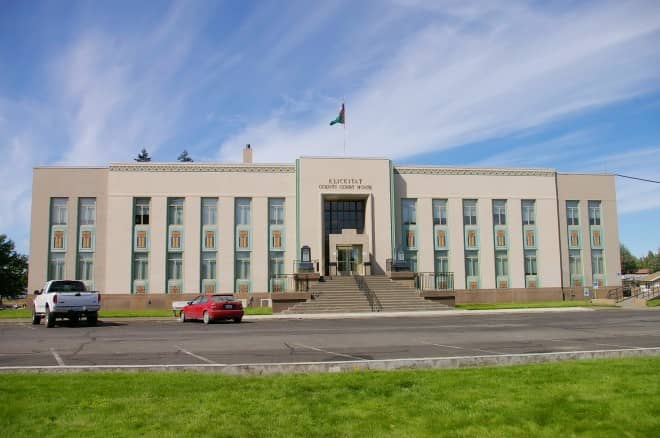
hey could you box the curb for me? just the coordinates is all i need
[1,347,657,375]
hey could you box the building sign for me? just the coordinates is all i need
[318,178,372,191]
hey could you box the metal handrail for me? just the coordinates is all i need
[355,275,383,312]
[415,272,455,291]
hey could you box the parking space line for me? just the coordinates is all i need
[50,348,65,366]
[175,346,217,364]
[423,342,504,355]
[292,343,366,361]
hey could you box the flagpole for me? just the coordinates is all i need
[343,98,346,156]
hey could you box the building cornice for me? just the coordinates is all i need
[108,163,296,173]
[394,165,555,177]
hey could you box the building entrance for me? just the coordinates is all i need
[337,245,363,276]
[323,199,366,275]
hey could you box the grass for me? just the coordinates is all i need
[456,300,616,310]
[648,298,660,307]
[0,357,658,437]
[0,306,272,319]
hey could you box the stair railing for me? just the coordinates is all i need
[355,275,383,312]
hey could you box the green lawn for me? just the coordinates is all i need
[0,306,272,319]
[648,298,660,307]
[456,300,615,310]
[0,357,658,437]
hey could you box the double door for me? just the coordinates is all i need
[337,245,363,276]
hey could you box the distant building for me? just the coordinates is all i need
[29,146,621,301]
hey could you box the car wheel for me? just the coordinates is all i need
[45,306,56,328]
[233,317,242,323]
[32,311,41,325]
[179,311,187,323]
[87,311,98,326]
[203,311,211,325]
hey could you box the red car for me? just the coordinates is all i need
[179,294,244,324]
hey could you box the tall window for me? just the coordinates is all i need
[79,198,96,225]
[402,199,416,225]
[235,198,251,225]
[270,252,284,276]
[432,199,447,225]
[77,253,93,281]
[168,198,184,225]
[167,253,183,280]
[492,200,506,225]
[524,250,537,275]
[588,201,601,226]
[201,252,216,280]
[566,201,579,226]
[133,254,149,280]
[569,250,582,275]
[495,251,508,277]
[269,198,285,225]
[201,198,217,225]
[463,200,477,225]
[435,251,449,273]
[592,249,604,275]
[465,251,479,277]
[48,253,65,280]
[135,198,150,224]
[522,200,536,225]
[235,252,250,279]
[51,198,68,225]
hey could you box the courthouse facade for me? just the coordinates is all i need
[28,150,621,297]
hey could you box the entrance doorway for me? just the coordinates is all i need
[337,245,363,275]
[323,199,366,275]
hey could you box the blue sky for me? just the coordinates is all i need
[1,0,659,257]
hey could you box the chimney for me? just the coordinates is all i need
[243,144,253,164]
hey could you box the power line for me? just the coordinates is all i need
[615,174,660,184]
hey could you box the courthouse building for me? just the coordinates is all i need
[28,146,621,302]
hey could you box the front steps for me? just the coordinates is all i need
[282,275,450,314]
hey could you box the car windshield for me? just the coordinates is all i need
[211,295,235,302]
[49,281,87,292]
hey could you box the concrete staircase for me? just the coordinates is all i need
[282,275,450,314]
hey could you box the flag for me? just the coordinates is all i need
[329,103,345,126]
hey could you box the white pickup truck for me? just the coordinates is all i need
[33,280,101,327]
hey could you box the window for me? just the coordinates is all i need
[133,254,148,280]
[136,230,148,249]
[167,253,183,280]
[465,251,479,277]
[566,201,579,226]
[522,200,535,225]
[201,252,216,280]
[495,251,508,276]
[496,230,506,247]
[406,230,415,248]
[168,198,184,225]
[238,230,249,248]
[52,230,65,249]
[269,198,285,225]
[134,198,150,225]
[272,230,282,248]
[569,250,582,275]
[524,250,537,275]
[405,251,418,272]
[48,253,65,280]
[235,198,251,225]
[432,199,447,225]
[235,252,250,280]
[588,200,601,226]
[435,251,449,273]
[270,252,284,276]
[79,198,96,225]
[170,230,181,249]
[525,230,535,247]
[592,229,601,247]
[51,198,68,225]
[201,198,217,225]
[467,230,477,248]
[463,200,477,225]
[592,250,604,275]
[204,230,215,249]
[570,229,580,247]
[402,199,417,225]
[77,254,93,281]
[81,231,92,249]
[493,200,506,225]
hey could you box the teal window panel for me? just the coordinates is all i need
[236,225,251,250]
[590,226,604,249]
[464,226,479,250]
[167,279,183,294]
[494,225,508,249]
[168,225,185,252]
[592,275,606,287]
[50,225,67,252]
[525,275,539,288]
[466,276,480,289]
[134,225,150,252]
[78,225,95,252]
[523,225,537,249]
[132,280,149,294]
[269,225,285,251]
[570,274,584,287]
[235,279,250,293]
[202,225,218,251]
[496,276,509,288]
[402,225,417,250]
[433,225,449,250]
[568,226,581,249]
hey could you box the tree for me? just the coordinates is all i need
[177,150,193,162]
[134,148,152,162]
[619,244,638,275]
[0,234,28,299]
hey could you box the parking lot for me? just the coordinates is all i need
[1,308,659,369]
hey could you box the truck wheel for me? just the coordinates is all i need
[203,311,211,325]
[32,311,41,325]
[179,311,187,323]
[45,307,56,328]
[87,311,98,326]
